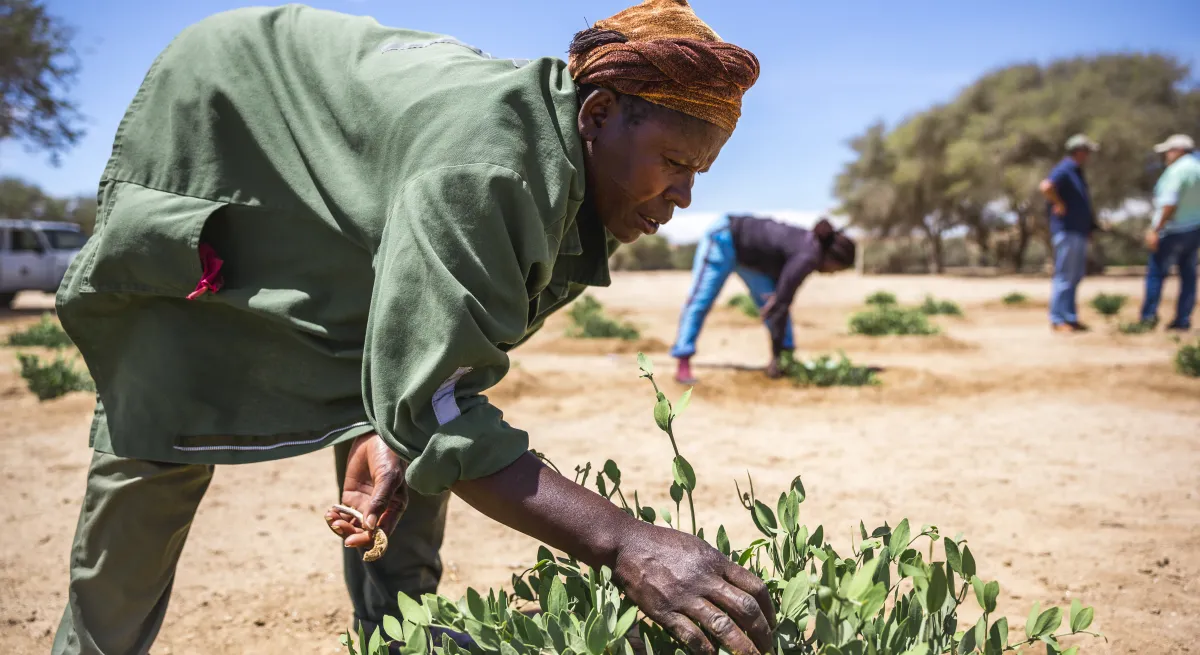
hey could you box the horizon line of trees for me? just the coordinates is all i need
[833,53,1200,274]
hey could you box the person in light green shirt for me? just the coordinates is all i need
[50,2,777,654]
[1140,134,1200,330]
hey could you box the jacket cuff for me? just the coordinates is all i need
[399,402,530,495]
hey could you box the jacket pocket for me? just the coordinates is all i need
[86,182,227,296]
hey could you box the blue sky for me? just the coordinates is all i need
[2,0,1198,242]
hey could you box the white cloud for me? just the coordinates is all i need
[658,208,848,244]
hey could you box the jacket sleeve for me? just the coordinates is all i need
[363,164,548,495]
[764,252,818,355]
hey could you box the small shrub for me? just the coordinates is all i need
[6,313,73,348]
[919,295,963,317]
[782,351,878,387]
[565,296,639,341]
[1090,293,1127,318]
[1118,320,1154,335]
[849,306,940,336]
[340,354,1101,655]
[17,353,95,401]
[1002,292,1028,305]
[1177,339,1200,377]
[727,293,760,319]
[865,290,897,306]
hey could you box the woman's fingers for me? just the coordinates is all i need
[706,581,773,653]
[684,598,760,655]
[658,612,716,655]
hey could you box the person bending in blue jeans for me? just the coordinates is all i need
[1140,134,1200,331]
[670,215,856,384]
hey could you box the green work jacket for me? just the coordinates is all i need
[56,5,615,495]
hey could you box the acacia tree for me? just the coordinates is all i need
[836,53,1200,272]
[0,0,83,164]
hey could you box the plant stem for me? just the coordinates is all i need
[645,373,698,535]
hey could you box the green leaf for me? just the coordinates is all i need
[547,616,568,653]
[466,588,487,621]
[637,353,653,375]
[984,580,999,614]
[615,606,639,640]
[925,564,947,614]
[672,456,697,492]
[603,460,621,485]
[972,576,986,609]
[696,527,705,542]
[358,623,368,655]
[396,592,430,627]
[596,474,608,498]
[368,627,383,654]
[898,562,928,581]
[858,583,887,620]
[660,507,673,526]
[959,624,977,654]
[669,483,683,504]
[401,622,428,655]
[737,547,755,567]
[814,611,835,645]
[716,525,731,556]
[383,615,404,641]
[1071,605,1094,633]
[1069,598,1081,628]
[1031,607,1062,638]
[639,506,657,523]
[517,613,546,649]
[972,614,987,654]
[537,546,555,567]
[899,646,929,655]
[944,537,962,574]
[790,475,806,502]
[1025,601,1041,639]
[499,642,520,655]
[961,544,977,578]
[888,519,910,560]
[990,617,1009,650]
[1064,648,1080,655]
[654,398,672,431]
[512,576,534,602]
[547,576,569,617]
[780,575,811,620]
[752,500,778,535]
[675,388,692,417]
[846,557,882,600]
[586,612,609,655]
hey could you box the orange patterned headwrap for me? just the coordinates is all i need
[567,0,760,133]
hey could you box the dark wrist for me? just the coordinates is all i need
[577,502,641,569]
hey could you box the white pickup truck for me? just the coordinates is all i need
[0,219,89,309]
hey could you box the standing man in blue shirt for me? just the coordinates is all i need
[1039,134,1100,333]
[1140,134,1200,331]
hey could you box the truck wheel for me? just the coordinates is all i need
[0,293,15,309]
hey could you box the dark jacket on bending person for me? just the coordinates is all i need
[729,215,823,355]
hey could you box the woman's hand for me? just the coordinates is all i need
[324,433,409,548]
[613,522,776,655]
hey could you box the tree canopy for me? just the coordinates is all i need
[1,0,83,164]
[835,53,1200,272]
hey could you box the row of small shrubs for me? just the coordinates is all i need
[1178,339,1200,377]
[727,293,760,319]
[781,351,879,387]
[566,296,640,341]
[3,313,93,401]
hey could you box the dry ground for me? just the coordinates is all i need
[1,273,1197,654]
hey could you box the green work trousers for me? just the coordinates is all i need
[51,441,449,654]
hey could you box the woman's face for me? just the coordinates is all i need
[578,89,730,244]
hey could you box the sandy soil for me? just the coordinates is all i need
[1,273,1197,654]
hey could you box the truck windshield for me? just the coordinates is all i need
[43,229,88,251]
